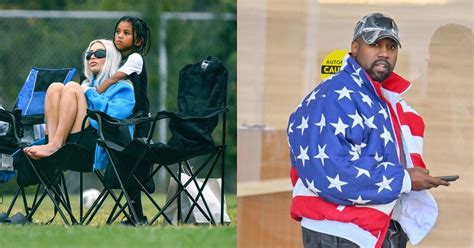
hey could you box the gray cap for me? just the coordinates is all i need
[353,13,401,47]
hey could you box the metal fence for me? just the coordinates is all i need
[0,11,142,109]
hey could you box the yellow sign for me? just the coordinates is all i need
[320,50,347,80]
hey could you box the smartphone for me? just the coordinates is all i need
[435,175,459,182]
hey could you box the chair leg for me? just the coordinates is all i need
[84,171,125,225]
[53,183,77,225]
[48,170,78,225]
[5,187,22,216]
[31,185,41,209]
[177,162,182,224]
[149,158,216,225]
[31,185,76,225]
[148,163,187,225]
[84,171,128,225]
[83,190,109,225]
[132,174,173,225]
[221,110,227,225]
[220,146,225,224]
[61,174,71,210]
[149,185,181,225]
[24,156,76,225]
[183,161,215,224]
[127,163,174,225]
[182,154,220,224]
[46,193,70,225]
[82,170,111,224]
[25,190,47,221]
[106,191,124,224]
[80,172,83,223]
[57,175,77,224]
[106,190,138,225]
[178,150,221,224]
[106,149,139,225]
[111,149,149,225]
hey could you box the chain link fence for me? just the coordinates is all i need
[0,12,133,108]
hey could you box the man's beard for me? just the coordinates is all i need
[367,59,393,82]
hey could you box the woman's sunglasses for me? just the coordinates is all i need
[85,49,106,60]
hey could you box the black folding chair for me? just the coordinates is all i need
[78,110,152,226]
[13,129,93,225]
[19,95,142,226]
[0,67,77,224]
[86,56,229,226]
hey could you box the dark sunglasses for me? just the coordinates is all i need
[85,49,106,60]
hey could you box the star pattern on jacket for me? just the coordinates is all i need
[287,55,406,206]
[296,116,309,135]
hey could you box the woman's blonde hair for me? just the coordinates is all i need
[83,39,122,87]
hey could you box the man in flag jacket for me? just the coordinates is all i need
[287,13,450,248]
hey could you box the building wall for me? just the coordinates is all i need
[237,0,473,247]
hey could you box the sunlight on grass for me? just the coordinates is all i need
[0,193,236,248]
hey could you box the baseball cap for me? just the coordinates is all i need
[353,13,401,47]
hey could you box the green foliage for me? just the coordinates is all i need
[0,18,116,108]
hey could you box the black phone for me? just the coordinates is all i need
[435,175,459,182]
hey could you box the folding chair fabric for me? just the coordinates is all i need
[155,56,229,225]
[2,67,78,186]
[89,56,229,226]
[0,67,77,225]
[17,67,76,117]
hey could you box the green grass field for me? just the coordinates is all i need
[0,193,236,248]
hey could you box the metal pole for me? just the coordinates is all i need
[158,16,168,143]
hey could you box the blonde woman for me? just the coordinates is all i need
[24,39,135,170]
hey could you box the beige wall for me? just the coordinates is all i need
[237,0,473,247]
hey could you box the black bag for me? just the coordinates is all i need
[168,56,228,151]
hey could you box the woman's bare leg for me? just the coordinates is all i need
[24,83,63,155]
[26,83,89,159]
[44,83,64,138]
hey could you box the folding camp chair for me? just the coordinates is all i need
[18,116,98,225]
[14,81,143,226]
[0,67,77,224]
[78,111,151,226]
[85,56,229,226]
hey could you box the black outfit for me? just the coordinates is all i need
[121,55,151,223]
[127,59,151,138]
[65,126,98,152]
[45,126,97,153]
[302,227,359,248]
[302,220,408,248]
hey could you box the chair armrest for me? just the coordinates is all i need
[0,109,21,144]
[86,110,156,146]
[0,109,15,124]
[158,107,229,120]
[20,114,44,125]
[87,110,154,127]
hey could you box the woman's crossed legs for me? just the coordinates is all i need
[24,82,89,159]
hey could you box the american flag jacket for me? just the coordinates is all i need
[287,54,437,247]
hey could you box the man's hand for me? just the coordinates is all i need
[408,167,450,191]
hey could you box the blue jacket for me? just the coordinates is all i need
[85,79,135,170]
